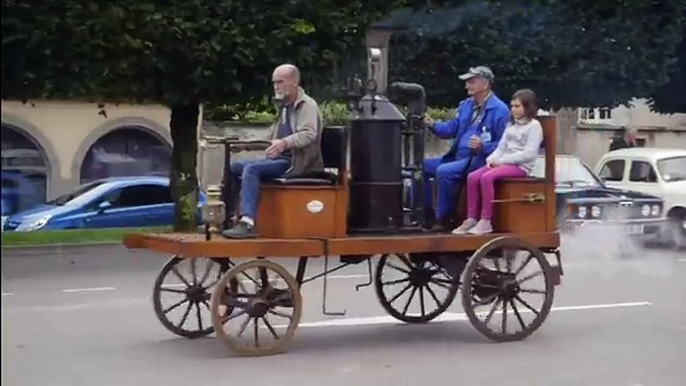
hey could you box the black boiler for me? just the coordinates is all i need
[347,94,407,233]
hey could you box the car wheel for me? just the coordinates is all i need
[669,217,686,250]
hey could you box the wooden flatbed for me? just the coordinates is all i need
[124,231,560,258]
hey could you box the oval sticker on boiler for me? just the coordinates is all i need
[306,200,324,214]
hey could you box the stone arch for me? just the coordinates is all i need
[1,113,61,209]
[74,117,172,184]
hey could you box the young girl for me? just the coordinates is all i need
[452,89,544,235]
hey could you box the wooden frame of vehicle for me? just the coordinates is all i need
[123,73,564,357]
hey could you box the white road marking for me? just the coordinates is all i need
[2,292,14,296]
[61,287,116,293]
[273,301,652,329]
[676,258,686,263]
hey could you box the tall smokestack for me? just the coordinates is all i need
[365,28,392,94]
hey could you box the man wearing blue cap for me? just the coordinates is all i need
[421,66,510,231]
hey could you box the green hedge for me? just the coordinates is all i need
[205,101,456,126]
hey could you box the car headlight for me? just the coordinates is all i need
[651,205,660,217]
[641,204,650,217]
[16,215,52,231]
[591,205,601,218]
[578,206,587,218]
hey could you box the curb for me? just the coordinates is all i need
[1,241,127,255]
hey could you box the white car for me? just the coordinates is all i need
[595,147,686,248]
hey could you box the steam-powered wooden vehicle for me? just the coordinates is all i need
[124,63,563,357]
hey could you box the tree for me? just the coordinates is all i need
[1,0,400,231]
[647,7,686,114]
[382,0,685,111]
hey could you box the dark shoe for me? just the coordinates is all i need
[430,217,458,233]
[222,222,256,239]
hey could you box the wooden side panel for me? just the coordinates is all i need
[492,178,547,233]
[539,115,558,232]
[255,186,343,239]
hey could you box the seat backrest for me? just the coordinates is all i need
[320,126,347,169]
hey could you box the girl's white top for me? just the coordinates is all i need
[487,118,544,173]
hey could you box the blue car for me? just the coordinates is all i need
[3,176,207,232]
[1,170,43,216]
[529,154,665,242]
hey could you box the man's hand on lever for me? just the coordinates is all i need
[423,115,434,129]
[265,139,287,159]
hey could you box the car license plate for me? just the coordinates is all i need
[625,224,645,235]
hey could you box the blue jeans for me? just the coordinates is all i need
[229,158,291,220]
[418,156,482,221]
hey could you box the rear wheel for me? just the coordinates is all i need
[461,236,555,342]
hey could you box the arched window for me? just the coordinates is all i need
[80,127,171,184]
[1,124,49,215]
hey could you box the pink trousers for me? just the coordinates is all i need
[467,164,526,220]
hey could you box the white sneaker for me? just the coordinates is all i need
[467,219,493,235]
[452,218,478,234]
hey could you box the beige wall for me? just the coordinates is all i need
[572,126,686,168]
[1,100,179,199]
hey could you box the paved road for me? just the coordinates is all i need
[2,242,685,386]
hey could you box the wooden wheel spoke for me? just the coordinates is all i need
[419,286,426,317]
[513,253,534,276]
[402,286,418,315]
[190,259,198,285]
[164,298,189,314]
[398,254,415,270]
[171,266,192,287]
[236,314,251,337]
[388,282,413,304]
[176,301,193,328]
[262,316,280,340]
[195,302,203,331]
[425,284,442,307]
[501,299,508,334]
[201,299,212,313]
[519,287,546,294]
[492,255,503,272]
[160,288,186,295]
[484,297,502,325]
[517,270,544,285]
[386,263,411,275]
[253,317,260,348]
[267,308,292,320]
[505,251,513,273]
[509,298,526,330]
[381,277,410,286]
[198,259,214,286]
[240,271,261,287]
[428,277,452,290]
[225,309,247,322]
[515,295,540,316]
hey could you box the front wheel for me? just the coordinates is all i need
[375,253,460,324]
[152,256,236,339]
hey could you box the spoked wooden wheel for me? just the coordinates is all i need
[461,237,555,342]
[375,253,460,323]
[210,259,303,356]
[153,256,236,339]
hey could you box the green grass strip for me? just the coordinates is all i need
[1,226,179,247]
